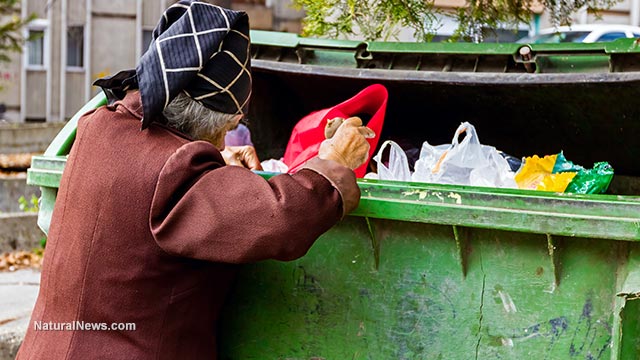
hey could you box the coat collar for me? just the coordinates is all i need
[112,91,143,121]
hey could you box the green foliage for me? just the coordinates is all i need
[36,236,46,251]
[452,0,622,41]
[294,0,623,42]
[17,194,46,248]
[451,0,530,41]
[18,194,39,213]
[0,0,37,63]
[293,0,439,42]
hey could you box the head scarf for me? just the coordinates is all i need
[94,0,252,129]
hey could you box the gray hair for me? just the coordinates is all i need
[163,92,238,144]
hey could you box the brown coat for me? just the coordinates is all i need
[17,92,360,359]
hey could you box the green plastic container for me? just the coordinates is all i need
[27,32,640,359]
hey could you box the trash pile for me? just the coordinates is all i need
[368,121,614,194]
[371,122,518,189]
[515,152,614,194]
[260,84,614,194]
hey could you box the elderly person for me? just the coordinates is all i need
[17,1,373,359]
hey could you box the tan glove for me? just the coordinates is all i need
[221,145,263,171]
[318,117,375,170]
[324,117,345,139]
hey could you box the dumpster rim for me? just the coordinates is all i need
[252,59,640,85]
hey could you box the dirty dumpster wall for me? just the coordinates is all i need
[219,217,633,359]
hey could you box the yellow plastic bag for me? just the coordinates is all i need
[515,154,577,192]
[536,172,577,192]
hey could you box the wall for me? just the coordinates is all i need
[232,3,273,30]
[65,73,85,117]
[0,122,66,154]
[92,0,137,15]
[0,175,39,213]
[24,73,46,120]
[0,213,42,252]
[0,52,23,123]
[271,0,304,33]
[26,0,48,18]
[143,0,162,27]
[90,17,136,87]
[50,0,61,122]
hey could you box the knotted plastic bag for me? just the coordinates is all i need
[565,162,614,194]
[411,122,517,188]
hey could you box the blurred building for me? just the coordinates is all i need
[0,0,302,123]
[0,0,638,123]
[430,0,640,41]
[565,0,640,29]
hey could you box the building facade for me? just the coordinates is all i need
[1,0,300,123]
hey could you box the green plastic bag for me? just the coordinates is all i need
[552,151,584,173]
[565,162,614,195]
[551,151,614,194]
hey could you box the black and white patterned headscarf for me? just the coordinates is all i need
[94,0,252,129]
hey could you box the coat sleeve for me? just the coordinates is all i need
[149,141,360,264]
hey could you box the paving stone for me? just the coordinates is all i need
[0,269,40,360]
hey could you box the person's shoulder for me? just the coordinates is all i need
[172,140,223,160]
[158,140,226,183]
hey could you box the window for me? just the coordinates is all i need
[142,29,154,55]
[596,32,627,42]
[27,30,44,66]
[26,19,48,69]
[519,31,590,44]
[67,26,84,68]
[560,31,591,43]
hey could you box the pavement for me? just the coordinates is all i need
[0,269,40,360]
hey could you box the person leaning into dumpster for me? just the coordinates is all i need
[17,2,374,359]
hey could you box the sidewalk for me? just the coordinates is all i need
[0,269,40,360]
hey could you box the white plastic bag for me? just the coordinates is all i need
[373,140,411,181]
[412,122,517,188]
[260,159,289,173]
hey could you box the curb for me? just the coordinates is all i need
[0,213,43,253]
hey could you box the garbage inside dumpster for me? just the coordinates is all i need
[515,153,577,191]
[564,161,615,194]
[369,124,614,194]
[516,151,614,193]
[26,32,640,359]
[372,121,518,188]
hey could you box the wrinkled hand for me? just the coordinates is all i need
[221,146,263,171]
[318,117,375,170]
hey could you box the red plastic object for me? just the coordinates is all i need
[283,84,388,177]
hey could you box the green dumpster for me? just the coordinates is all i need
[27,32,640,359]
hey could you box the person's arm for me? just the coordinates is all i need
[150,141,359,264]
